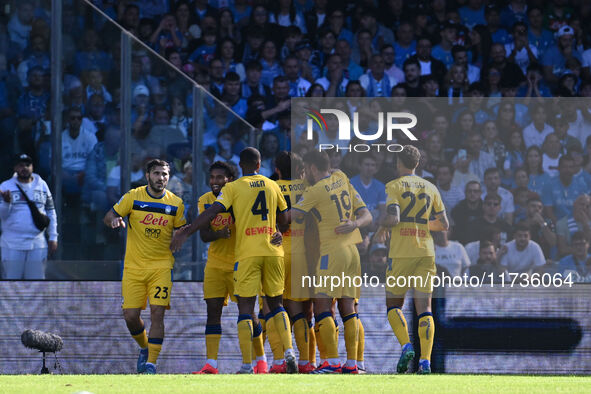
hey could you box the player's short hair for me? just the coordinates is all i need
[145,159,169,173]
[303,150,330,172]
[480,240,495,251]
[514,221,531,234]
[209,161,237,180]
[572,231,588,243]
[239,147,261,166]
[397,145,420,170]
[275,151,302,179]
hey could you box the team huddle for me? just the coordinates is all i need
[103,145,448,375]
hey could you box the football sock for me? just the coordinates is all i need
[357,317,365,365]
[130,326,148,349]
[237,315,253,364]
[418,312,435,361]
[314,323,326,361]
[252,321,265,358]
[268,307,293,351]
[292,313,309,362]
[266,316,284,361]
[316,312,338,359]
[205,324,222,361]
[147,338,163,364]
[343,313,358,365]
[260,313,267,344]
[387,307,410,346]
[308,322,317,365]
[334,317,339,344]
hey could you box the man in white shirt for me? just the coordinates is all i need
[359,54,396,97]
[433,230,471,277]
[0,154,58,279]
[283,56,311,97]
[499,222,546,274]
[523,103,554,149]
[62,106,98,196]
[436,163,465,214]
[504,22,538,75]
[483,167,514,224]
[315,54,349,97]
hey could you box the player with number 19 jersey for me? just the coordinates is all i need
[385,175,444,258]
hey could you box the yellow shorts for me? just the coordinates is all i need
[314,244,361,299]
[385,256,436,296]
[284,251,310,302]
[234,256,284,298]
[203,264,236,304]
[122,268,173,309]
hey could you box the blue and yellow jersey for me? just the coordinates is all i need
[276,178,305,254]
[198,191,236,270]
[385,175,445,258]
[293,171,366,255]
[214,174,288,261]
[113,186,186,270]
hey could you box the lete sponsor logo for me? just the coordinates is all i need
[211,214,234,227]
[140,213,169,226]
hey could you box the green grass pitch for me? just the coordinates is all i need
[0,375,589,393]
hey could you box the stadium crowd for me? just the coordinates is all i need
[1,0,591,281]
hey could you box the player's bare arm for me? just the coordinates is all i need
[271,230,283,246]
[103,209,125,229]
[335,207,372,234]
[200,225,231,243]
[170,203,224,252]
[374,204,399,243]
[428,211,449,232]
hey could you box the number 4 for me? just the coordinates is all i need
[251,191,269,220]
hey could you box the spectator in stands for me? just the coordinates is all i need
[283,55,311,97]
[188,27,218,65]
[467,240,505,282]
[335,39,363,82]
[17,67,49,143]
[315,54,348,97]
[408,36,446,84]
[170,96,191,140]
[467,193,512,244]
[523,103,554,149]
[208,58,225,98]
[481,120,505,171]
[262,76,290,123]
[352,29,375,69]
[119,4,140,34]
[464,224,502,265]
[558,231,591,282]
[543,154,588,223]
[452,180,483,244]
[522,196,557,258]
[350,154,385,230]
[432,21,457,68]
[174,1,200,51]
[82,94,108,138]
[259,40,282,88]
[485,5,510,44]
[7,0,34,51]
[365,242,387,279]
[62,106,98,199]
[433,229,471,277]
[242,61,269,100]
[359,54,395,97]
[399,58,423,97]
[556,194,591,258]
[259,132,280,177]
[462,132,496,181]
[542,25,582,86]
[270,0,306,33]
[517,63,552,99]
[0,153,57,279]
[221,72,247,119]
[213,129,241,175]
[452,45,481,84]
[505,21,538,75]
[541,133,562,177]
[217,38,246,82]
[436,163,464,214]
[524,6,553,56]
[488,42,524,85]
[17,33,49,88]
[380,44,404,85]
[523,146,549,196]
[83,125,119,213]
[458,0,486,29]
[499,222,545,274]
[467,25,493,69]
[392,21,416,68]
[483,167,514,223]
[75,29,112,75]
[326,9,354,44]
[240,26,265,65]
[512,186,530,223]
[502,130,525,182]
[451,148,479,192]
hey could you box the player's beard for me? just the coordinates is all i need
[149,178,166,193]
